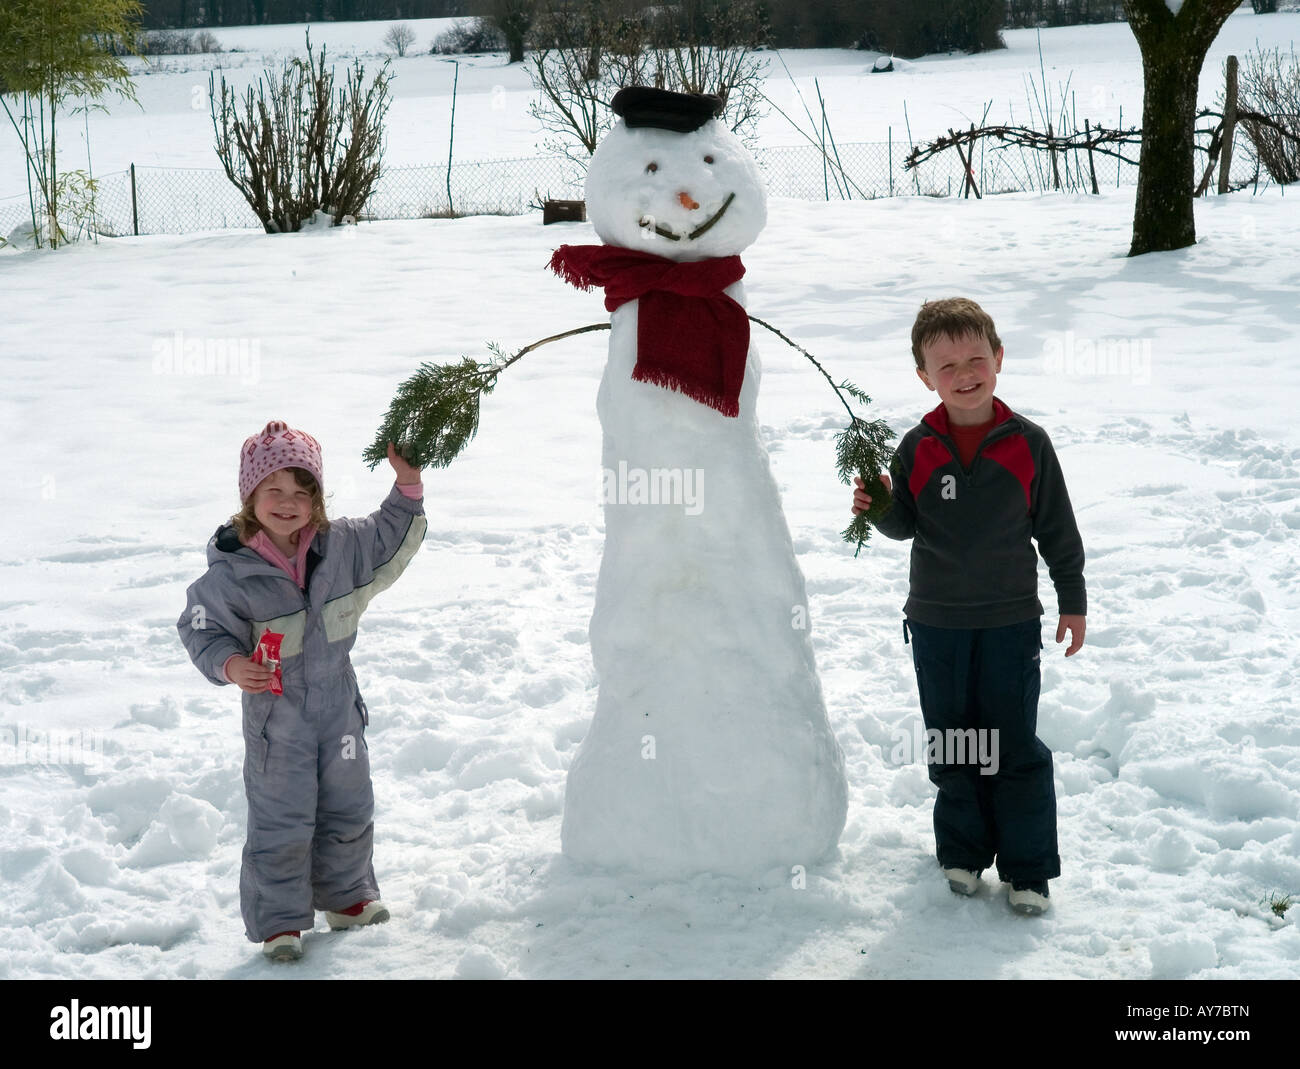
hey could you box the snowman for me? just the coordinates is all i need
[551,87,848,877]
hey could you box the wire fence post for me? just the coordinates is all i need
[130,163,139,236]
[447,60,459,216]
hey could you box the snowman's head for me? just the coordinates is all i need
[585,87,766,262]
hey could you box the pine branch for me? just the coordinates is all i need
[364,323,610,470]
[747,315,895,555]
[367,317,895,557]
[836,410,896,557]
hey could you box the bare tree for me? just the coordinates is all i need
[635,0,769,138]
[1121,0,1243,256]
[529,0,768,165]
[529,0,641,161]
[490,0,537,64]
[382,23,417,57]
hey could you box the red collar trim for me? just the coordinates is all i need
[922,396,1013,436]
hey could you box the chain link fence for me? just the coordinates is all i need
[754,132,1268,199]
[0,136,1276,241]
[0,153,589,239]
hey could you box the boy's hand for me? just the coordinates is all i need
[227,655,275,693]
[852,473,891,515]
[387,441,422,486]
[1056,615,1086,657]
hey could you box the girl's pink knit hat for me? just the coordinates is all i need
[239,420,323,502]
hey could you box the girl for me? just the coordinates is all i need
[177,420,426,961]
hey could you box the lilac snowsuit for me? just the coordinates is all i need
[177,485,426,942]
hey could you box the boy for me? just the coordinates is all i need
[853,298,1086,916]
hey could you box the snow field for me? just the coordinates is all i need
[3,8,1300,978]
[2,181,1298,977]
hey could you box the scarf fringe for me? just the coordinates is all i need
[548,247,593,291]
[631,364,740,418]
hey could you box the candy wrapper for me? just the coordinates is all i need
[251,629,284,696]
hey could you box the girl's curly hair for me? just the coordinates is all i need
[231,467,330,542]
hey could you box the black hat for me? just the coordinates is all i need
[611,86,722,133]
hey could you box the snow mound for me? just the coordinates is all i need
[126,794,223,868]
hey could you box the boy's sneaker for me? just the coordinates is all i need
[263,931,302,962]
[944,868,981,896]
[1009,880,1050,916]
[325,899,390,931]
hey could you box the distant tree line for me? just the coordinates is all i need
[138,1,471,30]
[1002,1,1128,27]
[138,1,1151,48]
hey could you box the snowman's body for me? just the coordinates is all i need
[560,96,847,876]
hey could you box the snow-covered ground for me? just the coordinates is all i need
[1,14,1298,981]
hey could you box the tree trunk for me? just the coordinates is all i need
[1123,0,1244,257]
[1130,33,1200,254]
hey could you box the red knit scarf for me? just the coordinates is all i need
[549,244,748,417]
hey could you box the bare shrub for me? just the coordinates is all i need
[210,32,393,233]
[431,19,506,55]
[1237,45,1300,184]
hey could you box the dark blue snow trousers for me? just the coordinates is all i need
[904,617,1061,883]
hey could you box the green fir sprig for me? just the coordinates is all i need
[363,324,610,470]
[835,394,897,555]
[747,316,896,555]
[367,318,896,556]
[362,355,493,470]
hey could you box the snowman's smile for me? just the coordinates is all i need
[640,192,736,242]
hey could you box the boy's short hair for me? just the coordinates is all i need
[910,298,1003,370]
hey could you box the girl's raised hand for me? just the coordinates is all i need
[387,441,422,485]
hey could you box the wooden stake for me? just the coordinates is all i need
[1085,119,1100,194]
[950,127,981,200]
[1047,122,1061,190]
[1195,122,1223,196]
[1218,55,1238,195]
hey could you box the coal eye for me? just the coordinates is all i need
[704,155,714,164]
[646,162,658,173]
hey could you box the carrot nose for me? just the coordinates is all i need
[677,191,699,210]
